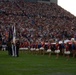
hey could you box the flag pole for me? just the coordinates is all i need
[12,24,17,57]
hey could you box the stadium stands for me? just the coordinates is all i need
[0,0,76,57]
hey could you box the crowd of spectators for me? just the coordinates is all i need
[0,0,76,46]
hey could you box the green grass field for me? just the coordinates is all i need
[0,51,76,75]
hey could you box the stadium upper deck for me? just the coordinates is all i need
[0,0,57,3]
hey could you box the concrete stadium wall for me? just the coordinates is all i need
[24,0,57,4]
[50,0,57,4]
[0,0,57,4]
[24,0,38,2]
[38,0,57,4]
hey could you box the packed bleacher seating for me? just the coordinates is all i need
[0,0,76,58]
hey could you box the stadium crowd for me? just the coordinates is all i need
[0,0,76,57]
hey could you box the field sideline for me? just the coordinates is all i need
[0,51,76,75]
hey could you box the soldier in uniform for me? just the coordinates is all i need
[7,40,12,56]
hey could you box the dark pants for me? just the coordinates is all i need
[16,46,19,57]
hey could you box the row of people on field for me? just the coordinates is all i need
[19,40,76,57]
[1,37,76,58]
